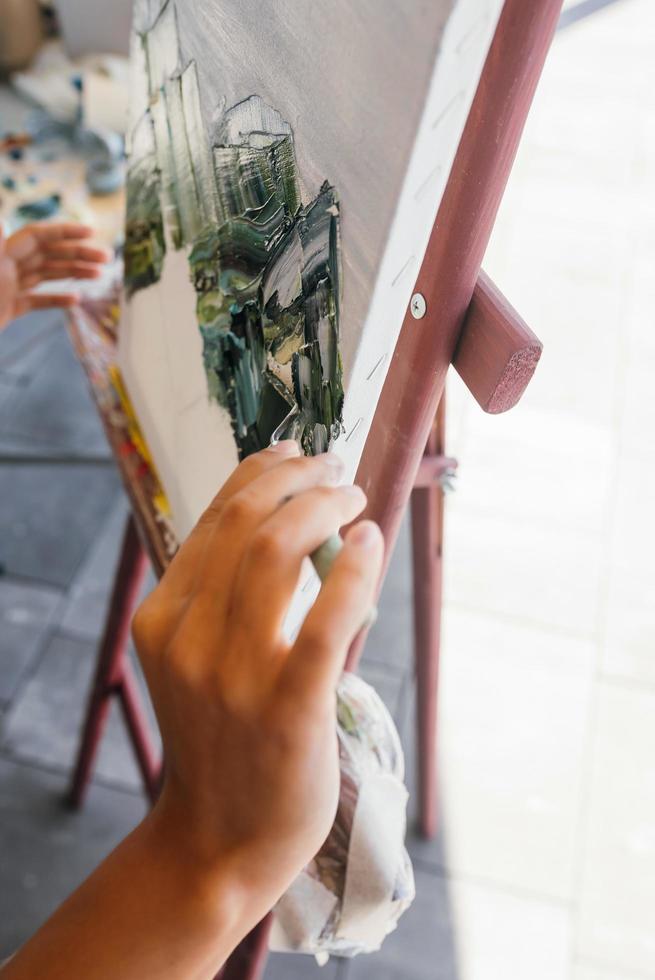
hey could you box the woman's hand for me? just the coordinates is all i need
[0,222,111,330]
[2,443,383,980]
[134,440,384,923]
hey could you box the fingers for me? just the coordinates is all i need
[198,451,345,598]
[159,442,302,598]
[282,520,384,702]
[162,448,349,655]
[19,260,104,286]
[6,223,94,263]
[28,222,95,243]
[229,484,367,650]
[14,292,79,315]
[41,240,112,263]
[194,441,301,531]
[6,223,108,268]
[16,239,111,270]
[10,229,110,313]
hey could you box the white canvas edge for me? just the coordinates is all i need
[332,0,504,484]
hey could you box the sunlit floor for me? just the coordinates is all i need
[1,2,653,978]
[440,0,655,976]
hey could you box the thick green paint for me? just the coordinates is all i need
[124,156,166,293]
[125,2,344,459]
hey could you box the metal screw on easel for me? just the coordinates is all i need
[410,292,427,319]
[439,466,458,494]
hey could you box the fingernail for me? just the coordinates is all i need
[347,520,380,547]
[268,440,299,455]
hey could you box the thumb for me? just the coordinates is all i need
[282,520,384,703]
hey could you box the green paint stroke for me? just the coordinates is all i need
[124,1,344,458]
[124,139,166,292]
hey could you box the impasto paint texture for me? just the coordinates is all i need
[120,0,503,541]
[125,1,343,457]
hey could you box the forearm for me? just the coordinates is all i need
[1,806,258,980]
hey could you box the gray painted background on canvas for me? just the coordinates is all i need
[137,0,455,375]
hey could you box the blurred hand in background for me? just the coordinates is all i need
[0,222,111,330]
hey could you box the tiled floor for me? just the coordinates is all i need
[1,1,654,978]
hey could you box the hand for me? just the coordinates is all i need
[0,222,111,330]
[133,441,383,922]
[0,443,383,980]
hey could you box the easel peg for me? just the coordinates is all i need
[452,269,543,414]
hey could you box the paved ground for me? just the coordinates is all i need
[1,1,654,978]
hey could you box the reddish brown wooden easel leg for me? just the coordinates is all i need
[67,513,159,807]
[218,915,272,980]
[410,397,447,840]
[117,657,162,803]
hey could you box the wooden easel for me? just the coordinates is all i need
[66,1,562,976]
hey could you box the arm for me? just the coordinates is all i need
[0,222,111,330]
[2,441,383,979]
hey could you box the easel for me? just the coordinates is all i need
[66,1,562,976]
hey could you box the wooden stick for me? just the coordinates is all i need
[67,514,157,808]
[348,0,564,676]
[410,398,447,838]
[453,270,543,414]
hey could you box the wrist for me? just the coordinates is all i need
[141,792,278,938]
[135,804,257,951]
[144,783,306,930]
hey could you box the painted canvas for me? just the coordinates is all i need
[118,0,504,545]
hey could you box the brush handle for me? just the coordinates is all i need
[310,533,378,629]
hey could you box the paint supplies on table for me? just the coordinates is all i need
[270,672,415,963]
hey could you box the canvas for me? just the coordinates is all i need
[118,0,504,545]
